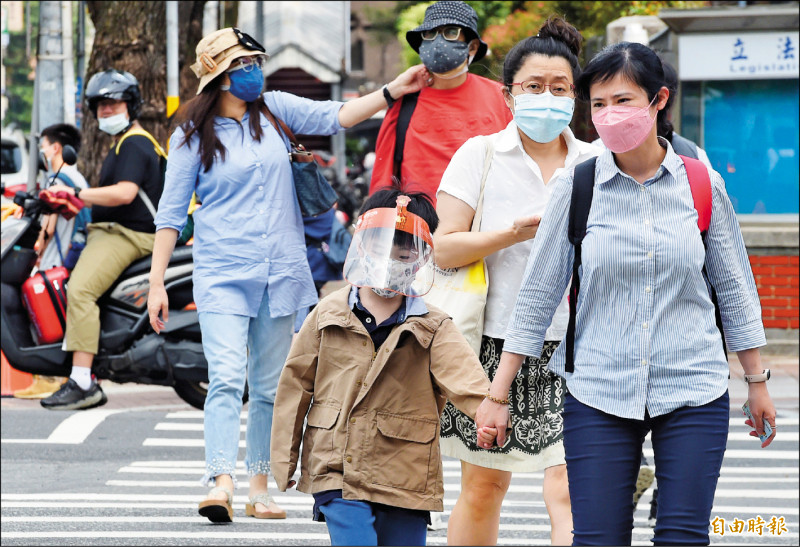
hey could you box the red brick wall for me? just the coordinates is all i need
[749,255,800,329]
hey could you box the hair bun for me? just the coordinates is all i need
[538,16,583,58]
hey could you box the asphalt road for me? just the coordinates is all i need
[2,372,798,546]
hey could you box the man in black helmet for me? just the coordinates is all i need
[42,68,165,410]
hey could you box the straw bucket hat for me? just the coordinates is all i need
[190,27,269,94]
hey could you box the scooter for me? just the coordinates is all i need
[0,147,229,410]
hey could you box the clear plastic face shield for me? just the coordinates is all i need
[343,196,434,297]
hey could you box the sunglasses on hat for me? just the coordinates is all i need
[232,27,266,53]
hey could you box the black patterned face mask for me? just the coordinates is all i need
[418,35,469,74]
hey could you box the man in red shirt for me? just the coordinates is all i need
[370,1,512,203]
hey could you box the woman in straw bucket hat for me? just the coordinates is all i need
[147,27,429,523]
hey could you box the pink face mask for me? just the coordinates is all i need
[592,95,658,153]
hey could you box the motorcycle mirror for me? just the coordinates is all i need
[37,151,48,173]
[62,144,78,166]
[13,190,29,207]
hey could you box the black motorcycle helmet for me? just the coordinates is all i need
[84,69,143,120]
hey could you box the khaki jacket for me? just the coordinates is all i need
[271,285,490,512]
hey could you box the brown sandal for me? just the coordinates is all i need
[198,486,234,523]
[245,493,286,519]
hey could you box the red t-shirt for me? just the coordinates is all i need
[370,74,513,203]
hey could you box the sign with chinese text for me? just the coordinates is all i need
[678,32,799,80]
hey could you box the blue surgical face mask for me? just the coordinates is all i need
[418,35,469,75]
[222,66,264,102]
[513,92,575,143]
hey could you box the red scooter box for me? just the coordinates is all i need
[21,266,69,344]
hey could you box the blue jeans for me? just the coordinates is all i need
[319,498,428,546]
[198,289,295,488]
[563,392,729,546]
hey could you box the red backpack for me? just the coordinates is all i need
[565,155,724,373]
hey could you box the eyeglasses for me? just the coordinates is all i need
[509,80,575,97]
[420,25,462,41]
[226,56,266,73]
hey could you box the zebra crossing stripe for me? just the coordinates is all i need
[143,425,800,440]
[160,412,800,426]
[114,467,797,484]
[155,422,244,432]
[3,494,798,516]
[1,530,795,543]
[142,438,239,447]
[98,480,800,499]
[643,448,798,460]
[136,441,800,457]
[2,501,798,517]
[0,531,331,540]
[129,460,246,467]
[124,459,800,471]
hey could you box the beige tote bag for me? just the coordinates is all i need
[418,136,493,355]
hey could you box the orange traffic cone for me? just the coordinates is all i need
[1,350,33,397]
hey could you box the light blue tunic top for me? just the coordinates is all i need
[503,140,765,420]
[155,91,344,317]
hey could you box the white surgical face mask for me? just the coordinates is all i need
[98,112,130,135]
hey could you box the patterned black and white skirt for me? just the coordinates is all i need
[440,336,565,472]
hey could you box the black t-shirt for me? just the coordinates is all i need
[91,134,163,233]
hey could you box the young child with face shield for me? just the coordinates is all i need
[270,188,500,546]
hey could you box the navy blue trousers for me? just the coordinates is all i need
[563,392,729,546]
[319,498,428,546]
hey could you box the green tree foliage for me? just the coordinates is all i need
[481,1,705,75]
[3,32,35,131]
[396,2,433,68]
[3,2,39,131]
[394,0,705,78]
[391,0,705,142]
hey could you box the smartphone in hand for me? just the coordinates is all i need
[742,400,773,443]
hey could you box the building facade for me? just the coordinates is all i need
[655,4,799,355]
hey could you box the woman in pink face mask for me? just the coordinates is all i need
[584,50,670,179]
[479,41,775,546]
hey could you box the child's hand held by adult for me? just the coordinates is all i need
[476,426,498,449]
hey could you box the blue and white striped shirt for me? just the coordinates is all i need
[504,140,765,420]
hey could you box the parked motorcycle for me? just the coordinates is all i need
[0,148,231,410]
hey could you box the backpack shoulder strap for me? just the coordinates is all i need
[116,129,167,158]
[53,171,90,234]
[115,129,165,221]
[568,158,597,245]
[54,171,76,188]
[471,136,494,233]
[670,133,698,159]
[565,157,597,374]
[679,154,726,355]
[393,91,420,180]
[679,155,712,235]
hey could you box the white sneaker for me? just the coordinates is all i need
[428,512,446,531]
